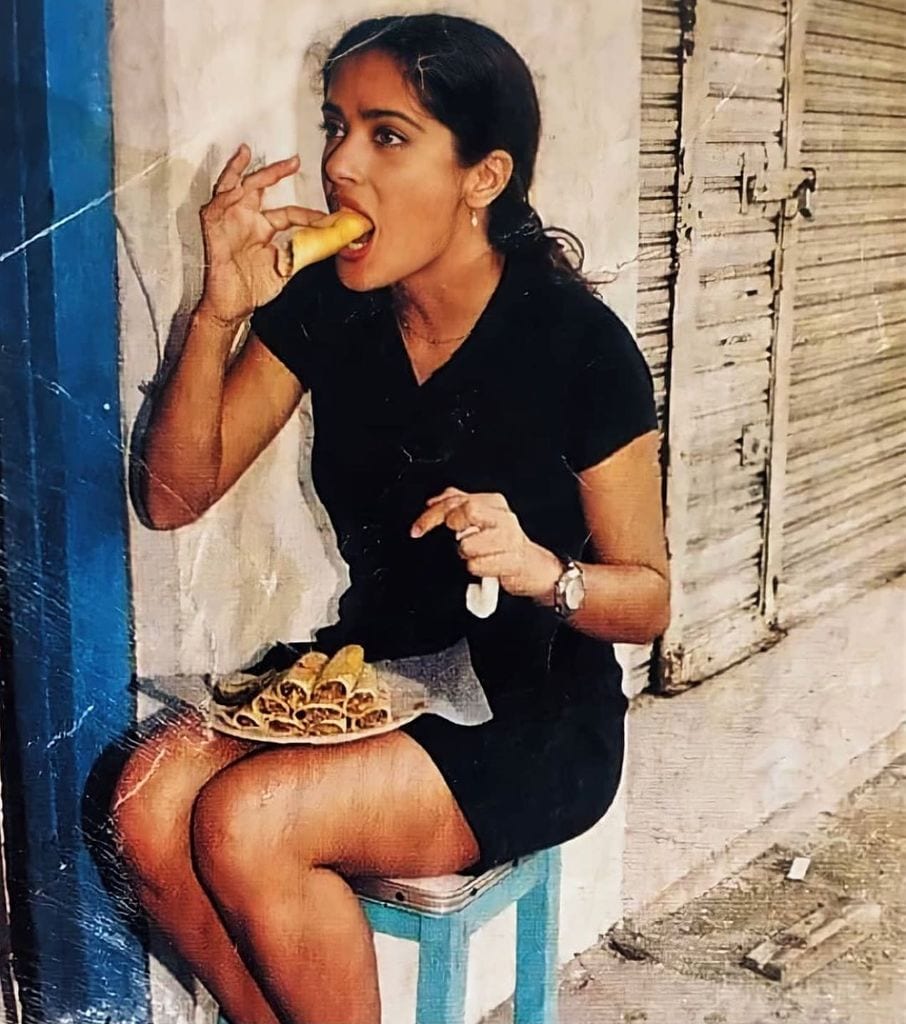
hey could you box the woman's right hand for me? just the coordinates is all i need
[196,143,325,326]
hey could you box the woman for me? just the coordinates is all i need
[112,14,669,1024]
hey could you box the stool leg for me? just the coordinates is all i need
[416,913,469,1024]
[515,847,561,1024]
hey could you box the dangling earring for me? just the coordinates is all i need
[470,208,478,228]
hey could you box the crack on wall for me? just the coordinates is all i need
[321,21,407,72]
[116,215,164,373]
[0,155,169,264]
[44,705,96,751]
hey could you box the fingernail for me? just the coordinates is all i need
[410,526,422,538]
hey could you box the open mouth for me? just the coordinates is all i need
[326,196,374,250]
[345,228,374,251]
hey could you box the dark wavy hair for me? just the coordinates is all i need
[320,13,594,291]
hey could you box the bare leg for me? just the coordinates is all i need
[111,709,283,1024]
[191,730,482,1024]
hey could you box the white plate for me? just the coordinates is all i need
[207,707,424,746]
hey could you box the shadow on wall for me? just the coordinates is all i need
[123,146,237,531]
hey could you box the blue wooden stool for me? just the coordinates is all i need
[356,846,561,1024]
[216,846,561,1024]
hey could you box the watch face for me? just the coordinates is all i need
[565,574,585,611]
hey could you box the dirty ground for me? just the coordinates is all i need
[483,755,906,1024]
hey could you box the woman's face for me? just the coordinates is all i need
[319,49,472,291]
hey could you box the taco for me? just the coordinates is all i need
[312,644,366,703]
[345,664,392,717]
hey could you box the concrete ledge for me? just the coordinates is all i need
[626,720,906,929]
[623,576,906,922]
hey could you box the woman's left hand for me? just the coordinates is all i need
[410,487,562,602]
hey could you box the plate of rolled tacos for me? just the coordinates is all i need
[207,643,425,744]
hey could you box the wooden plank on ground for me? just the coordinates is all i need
[743,900,882,985]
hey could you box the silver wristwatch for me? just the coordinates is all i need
[554,559,586,619]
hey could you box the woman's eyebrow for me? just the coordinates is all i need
[321,101,425,133]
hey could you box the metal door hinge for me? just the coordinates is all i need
[740,156,817,217]
[740,422,769,467]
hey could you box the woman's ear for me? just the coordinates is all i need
[466,149,514,210]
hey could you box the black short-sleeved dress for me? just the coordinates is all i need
[248,249,658,874]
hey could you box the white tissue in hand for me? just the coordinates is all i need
[466,577,499,618]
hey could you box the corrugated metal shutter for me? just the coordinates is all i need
[777,0,906,623]
[627,0,683,694]
[660,0,790,688]
[638,0,682,424]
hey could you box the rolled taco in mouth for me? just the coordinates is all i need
[289,209,373,273]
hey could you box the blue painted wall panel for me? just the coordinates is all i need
[0,0,151,1018]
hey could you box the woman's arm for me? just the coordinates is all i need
[409,430,670,645]
[139,145,325,530]
[541,429,669,643]
[141,324,303,530]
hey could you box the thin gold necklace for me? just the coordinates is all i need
[394,311,475,348]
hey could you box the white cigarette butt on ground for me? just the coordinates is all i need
[787,856,811,881]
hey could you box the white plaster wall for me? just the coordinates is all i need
[111,2,641,1021]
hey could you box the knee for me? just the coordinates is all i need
[190,763,321,906]
[109,731,192,896]
[190,769,265,900]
